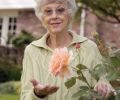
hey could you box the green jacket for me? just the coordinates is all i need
[21,31,102,100]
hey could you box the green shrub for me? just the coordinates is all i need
[0,81,21,94]
[0,62,22,83]
[9,67,22,81]
[12,29,35,48]
[0,67,9,82]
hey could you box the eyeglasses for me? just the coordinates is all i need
[42,7,68,16]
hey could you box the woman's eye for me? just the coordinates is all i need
[57,8,65,13]
[44,9,52,15]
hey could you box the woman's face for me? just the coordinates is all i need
[41,3,71,34]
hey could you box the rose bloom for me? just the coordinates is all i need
[49,47,72,78]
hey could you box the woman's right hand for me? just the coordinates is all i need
[31,79,59,97]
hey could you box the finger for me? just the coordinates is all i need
[43,85,51,93]
[35,85,48,95]
[96,84,103,95]
[111,89,117,96]
[50,86,59,91]
[30,79,39,86]
[97,82,108,96]
[93,98,97,100]
[48,86,59,94]
[44,85,59,94]
[101,83,108,97]
[105,87,112,99]
[39,84,54,92]
[37,85,46,90]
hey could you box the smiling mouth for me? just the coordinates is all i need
[50,22,61,27]
[51,22,61,25]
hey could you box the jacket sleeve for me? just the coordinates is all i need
[20,46,48,100]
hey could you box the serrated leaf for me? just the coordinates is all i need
[65,77,76,89]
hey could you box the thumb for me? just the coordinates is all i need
[30,79,39,86]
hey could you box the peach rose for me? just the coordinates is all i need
[49,47,72,78]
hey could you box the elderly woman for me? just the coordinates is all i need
[20,0,115,100]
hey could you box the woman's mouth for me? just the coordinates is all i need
[50,22,61,27]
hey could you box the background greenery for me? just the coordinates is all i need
[0,94,19,100]
[0,29,36,100]
[76,0,120,23]
[0,61,21,83]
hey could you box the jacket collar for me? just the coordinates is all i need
[31,30,88,49]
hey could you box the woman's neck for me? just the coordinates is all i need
[47,31,72,49]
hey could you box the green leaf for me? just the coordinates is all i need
[76,64,87,70]
[72,89,86,98]
[108,95,116,100]
[90,64,106,81]
[79,86,89,91]
[65,77,76,89]
[73,88,103,100]
[110,57,120,67]
[106,71,120,81]
[79,96,87,100]
[88,90,103,99]
[76,0,120,23]
[89,70,99,81]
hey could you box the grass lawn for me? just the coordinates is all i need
[0,94,19,100]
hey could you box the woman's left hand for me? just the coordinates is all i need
[94,82,117,99]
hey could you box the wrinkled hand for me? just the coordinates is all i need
[31,79,59,97]
[94,82,117,100]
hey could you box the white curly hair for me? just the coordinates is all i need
[34,0,78,20]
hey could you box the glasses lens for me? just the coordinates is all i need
[56,7,66,15]
[43,9,52,16]
[42,7,66,16]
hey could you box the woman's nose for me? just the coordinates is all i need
[51,10,58,18]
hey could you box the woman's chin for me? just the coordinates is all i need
[50,29,63,34]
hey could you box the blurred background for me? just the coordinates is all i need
[0,0,120,100]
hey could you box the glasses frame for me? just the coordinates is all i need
[41,6,69,17]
